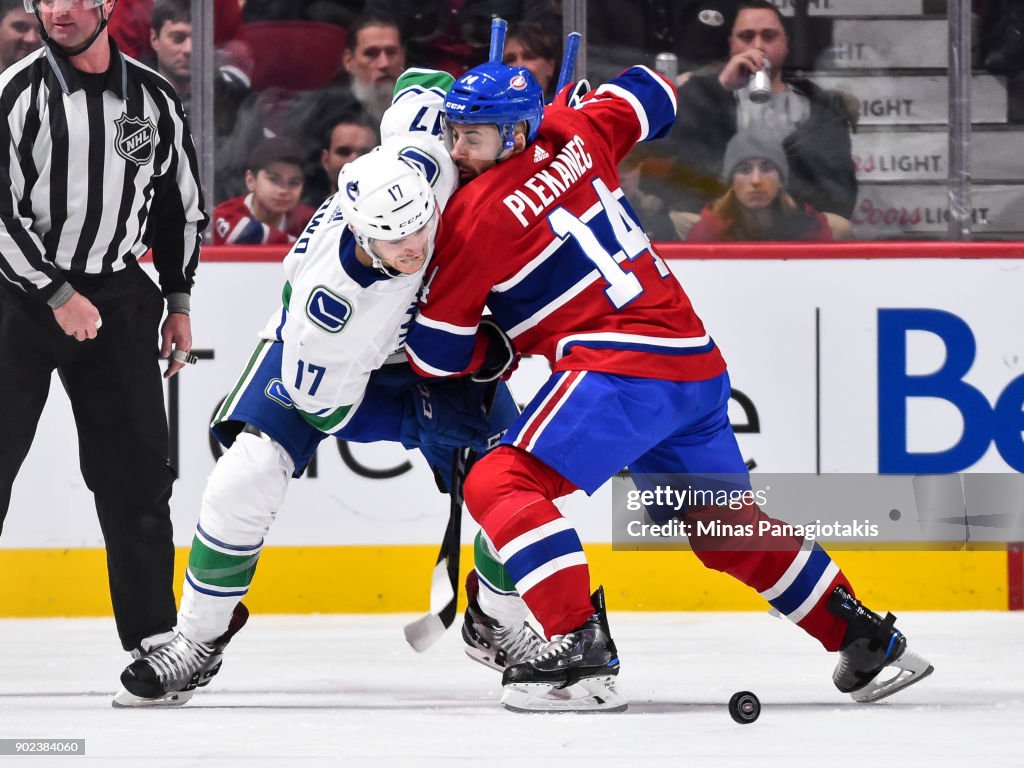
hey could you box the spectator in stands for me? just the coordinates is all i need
[318,112,377,199]
[212,42,266,205]
[338,12,406,123]
[588,0,741,83]
[685,130,849,242]
[213,138,316,246]
[364,0,559,77]
[149,0,191,108]
[281,13,403,192]
[108,0,241,62]
[0,0,40,74]
[503,21,559,100]
[669,1,857,220]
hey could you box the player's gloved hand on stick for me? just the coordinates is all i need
[400,380,492,452]
[552,79,591,109]
[471,317,520,383]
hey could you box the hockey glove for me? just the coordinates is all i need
[400,380,492,453]
[552,79,591,109]
[471,317,519,383]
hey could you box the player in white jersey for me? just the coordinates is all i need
[113,69,523,707]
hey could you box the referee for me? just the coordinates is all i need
[0,0,207,659]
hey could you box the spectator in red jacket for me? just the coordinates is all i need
[213,138,316,246]
[686,130,845,242]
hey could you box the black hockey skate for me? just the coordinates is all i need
[113,602,250,708]
[501,586,626,713]
[828,586,933,703]
[462,572,545,671]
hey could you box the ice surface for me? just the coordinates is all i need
[1,612,1021,767]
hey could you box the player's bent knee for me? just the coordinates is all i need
[464,446,565,523]
[200,429,295,542]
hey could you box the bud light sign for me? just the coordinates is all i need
[878,309,1024,472]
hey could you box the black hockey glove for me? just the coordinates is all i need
[400,379,492,452]
[471,317,519,383]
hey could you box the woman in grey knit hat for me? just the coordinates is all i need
[686,129,847,242]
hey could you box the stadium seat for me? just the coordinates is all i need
[241,21,347,92]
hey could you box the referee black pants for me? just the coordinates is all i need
[0,264,177,651]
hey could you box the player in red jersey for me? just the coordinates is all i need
[404,61,932,712]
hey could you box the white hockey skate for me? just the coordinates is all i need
[500,587,627,714]
[828,586,934,703]
[112,603,249,708]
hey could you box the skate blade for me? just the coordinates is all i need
[850,649,934,703]
[111,686,195,709]
[502,675,627,713]
[464,645,503,672]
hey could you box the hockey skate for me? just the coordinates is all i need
[462,572,546,671]
[501,586,626,713]
[112,602,249,708]
[828,586,933,703]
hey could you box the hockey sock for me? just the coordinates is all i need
[179,525,261,642]
[464,446,593,637]
[178,430,292,642]
[686,503,851,651]
[473,529,517,592]
[473,530,533,628]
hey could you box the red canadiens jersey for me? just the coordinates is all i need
[405,66,726,383]
[212,194,315,246]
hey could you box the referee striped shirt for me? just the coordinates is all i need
[0,40,207,306]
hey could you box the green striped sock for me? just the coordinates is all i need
[474,530,517,592]
[187,532,261,593]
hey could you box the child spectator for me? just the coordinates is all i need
[213,138,316,246]
[686,130,849,242]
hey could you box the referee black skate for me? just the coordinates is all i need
[0,0,209,693]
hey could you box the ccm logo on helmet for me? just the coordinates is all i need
[510,75,527,91]
[445,101,467,111]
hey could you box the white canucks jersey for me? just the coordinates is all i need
[257,69,456,434]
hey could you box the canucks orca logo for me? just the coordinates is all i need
[264,379,294,408]
[306,286,352,333]
[398,146,440,186]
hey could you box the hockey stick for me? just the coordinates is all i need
[488,17,507,64]
[554,31,581,96]
[404,382,499,652]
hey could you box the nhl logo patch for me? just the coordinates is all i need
[114,114,156,166]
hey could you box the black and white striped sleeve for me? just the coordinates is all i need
[140,72,207,298]
[0,68,67,303]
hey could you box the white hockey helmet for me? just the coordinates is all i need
[336,147,438,275]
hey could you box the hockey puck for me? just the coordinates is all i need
[728,691,760,724]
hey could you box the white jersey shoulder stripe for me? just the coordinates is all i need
[554,331,713,361]
[593,83,649,141]
[406,343,461,377]
[414,314,478,335]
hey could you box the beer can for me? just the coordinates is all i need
[654,52,678,81]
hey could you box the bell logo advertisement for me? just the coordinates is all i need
[879,308,1024,473]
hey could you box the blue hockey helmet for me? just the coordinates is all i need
[443,62,545,154]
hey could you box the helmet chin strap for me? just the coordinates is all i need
[35,2,114,59]
[367,245,404,278]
